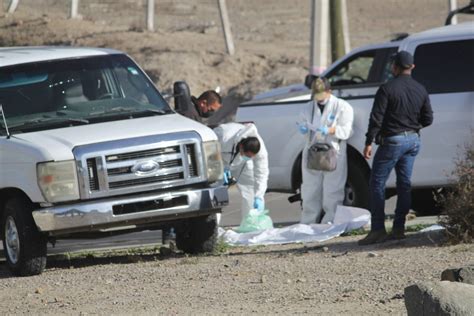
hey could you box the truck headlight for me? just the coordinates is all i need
[203,141,224,183]
[37,160,80,203]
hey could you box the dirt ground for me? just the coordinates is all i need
[1,1,473,314]
[0,231,472,315]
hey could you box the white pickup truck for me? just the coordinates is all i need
[237,21,474,213]
[0,47,228,276]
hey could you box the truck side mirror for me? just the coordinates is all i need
[173,81,192,113]
[304,74,318,89]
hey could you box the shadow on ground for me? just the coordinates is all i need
[0,230,451,278]
[0,247,186,279]
[221,230,450,257]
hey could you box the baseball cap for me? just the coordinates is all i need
[391,51,414,69]
[312,77,331,99]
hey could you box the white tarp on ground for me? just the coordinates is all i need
[219,205,371,246]
[420,224,445,232]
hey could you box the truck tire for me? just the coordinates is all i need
[345,160,370,209]
[176,213,218,254]
[1,196,47,276]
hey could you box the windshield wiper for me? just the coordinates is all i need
[90,107,168,116]
[87,108,171,123]
[9,117,89,130]
[130,108,169,115]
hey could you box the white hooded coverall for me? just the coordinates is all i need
[213,123,269,219]
[300,94,354,224]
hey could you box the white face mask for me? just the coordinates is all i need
[241,155,251,162]
[317,97,329,106]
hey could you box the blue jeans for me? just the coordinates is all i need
[369,133,421,231]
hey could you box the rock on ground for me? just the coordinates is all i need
[441,265,474,285]
[405,281,474,316]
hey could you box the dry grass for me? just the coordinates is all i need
[438,139,474,244]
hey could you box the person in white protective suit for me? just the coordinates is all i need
[298,77,354,224]
[213,122,269,222]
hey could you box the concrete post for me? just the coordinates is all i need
[7,0,19,14]
[147,0,155,32]
[341,0,351,54]
[69,0,79,19]
[448,0,458,24]
[217,0,235,55]
[309,0,329,75]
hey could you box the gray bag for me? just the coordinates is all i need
[305,100,338,171]
[306,142,337,171]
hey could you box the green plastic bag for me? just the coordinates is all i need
[237,209,273,233]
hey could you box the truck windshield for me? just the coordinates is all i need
[0,54,172,134]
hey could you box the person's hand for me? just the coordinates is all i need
[253,197,265,211]
[297,122,308,135]
[316,126,329,136]
[363,145,372,159]
[223,168,232,185]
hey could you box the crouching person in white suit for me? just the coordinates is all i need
[213,123,269,223]
[298,77,354,224]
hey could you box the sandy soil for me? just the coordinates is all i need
[0,231,472,315]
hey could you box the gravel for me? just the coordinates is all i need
[0,232,472,314]
[1,1,473,314]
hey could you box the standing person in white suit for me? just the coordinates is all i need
[213,122,269,222]
[298,77,354,224]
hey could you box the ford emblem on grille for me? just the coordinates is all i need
[131,160,160,176]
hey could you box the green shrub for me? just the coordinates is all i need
[438,141,474,243]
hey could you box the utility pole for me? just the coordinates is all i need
[448,0,458,24]
[329,0,345,62]
[309,0,329,75]
[69,0,79,19]
[217,0,235,55]
[147,0,155,31]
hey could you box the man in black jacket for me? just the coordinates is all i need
[359,51,433,245]
[181,90,222,123]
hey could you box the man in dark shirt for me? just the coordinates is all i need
[359,51,433,245]
[181,90,222,123]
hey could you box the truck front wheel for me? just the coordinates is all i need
[1,196,47,276]
[176,213,218,254]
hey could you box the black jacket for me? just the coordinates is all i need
[179,98,203,123]
[365,74,433,145]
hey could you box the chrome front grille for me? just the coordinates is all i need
[74,132,206,200]
[105,146,180,162]
[108,172,185,189]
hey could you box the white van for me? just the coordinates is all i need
[0,47,228,276]
[236,22,474,213]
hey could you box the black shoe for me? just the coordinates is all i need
[358,230,388,246]
[388,227,406,240]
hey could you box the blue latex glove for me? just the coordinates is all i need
[317,126,329,136]
[297,122,308,135]
[253,197,265,211]
[223,168,232,185]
